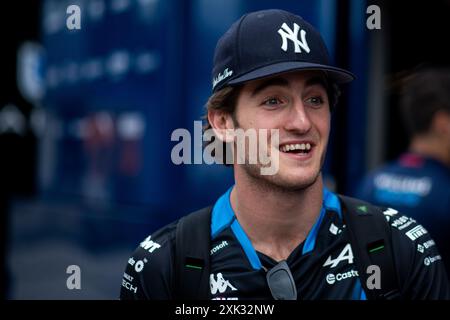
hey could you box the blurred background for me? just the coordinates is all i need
[1,0,449,299]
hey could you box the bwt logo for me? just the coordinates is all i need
[139,236,161,253]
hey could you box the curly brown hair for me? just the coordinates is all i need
[202,86,242,165]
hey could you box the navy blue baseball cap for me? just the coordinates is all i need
[211,9,355,93]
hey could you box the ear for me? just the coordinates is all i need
[207,109,236,143]
[432,110,450,138]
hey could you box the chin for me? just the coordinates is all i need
[249,166,321,192]
[275,172,320,190]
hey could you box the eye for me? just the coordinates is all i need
[305,96,325,108]
[262,97,283,107]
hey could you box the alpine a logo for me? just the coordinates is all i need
[212,68,233,89]
[277,22,310,53]
[323,243,354,268]
[210,273,237,295]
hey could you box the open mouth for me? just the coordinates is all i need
[279,142,313,155]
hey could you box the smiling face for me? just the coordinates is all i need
[231,70,332,191]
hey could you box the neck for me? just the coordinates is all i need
[230,171,323,262]
[410,134,450,167]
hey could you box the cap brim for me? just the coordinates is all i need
[228,61,355,86]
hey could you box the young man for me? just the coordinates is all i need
[357,68,450,276]
[120,9,449,300]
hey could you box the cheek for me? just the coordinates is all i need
[311,111,331,138]
[239,111,276,130]
[234,103,256,128]
[254,110,286,129]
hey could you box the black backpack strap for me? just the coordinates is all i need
[339,195,401,300]
[174,206,212,300]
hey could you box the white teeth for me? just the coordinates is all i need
[280,143,313,152]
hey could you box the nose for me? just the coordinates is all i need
[283,98,312,134]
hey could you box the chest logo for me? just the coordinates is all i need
[210,273,237,295]
[323,243,354,268]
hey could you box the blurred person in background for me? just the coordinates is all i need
[357,68,450,275]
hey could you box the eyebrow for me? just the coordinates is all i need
[304,76,328,91]
[250,75,328,97]
[251,77,289,96]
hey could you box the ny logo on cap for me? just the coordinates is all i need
[277,22,310,54]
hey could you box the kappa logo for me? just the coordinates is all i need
[277,22,310,53]
[210,273,237,295]
[323,243,354,268]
